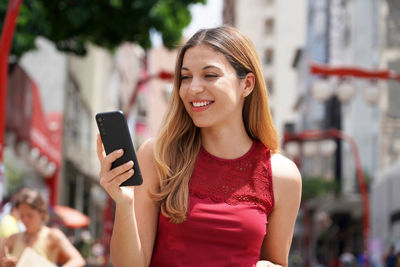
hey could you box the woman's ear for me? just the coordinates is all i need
[242,72,255,97]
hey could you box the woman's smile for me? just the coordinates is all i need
[191,100,214,112]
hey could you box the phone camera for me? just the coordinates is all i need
[97,117,103,123]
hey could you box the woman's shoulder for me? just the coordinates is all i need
[137,138,155,161]
[47,227,66,241]
[270,153,300,180]
[137,138,160,188]
[270,153,302,203]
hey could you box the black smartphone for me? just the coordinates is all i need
[95,110,143,186]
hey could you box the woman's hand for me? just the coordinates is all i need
[97,134,135,206]
[256,260,283,267]
[1,256,17,267]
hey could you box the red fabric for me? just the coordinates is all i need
[150,140,274,267]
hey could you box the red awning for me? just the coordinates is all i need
[29,79,61,165]
[52,205,90,229]
[6,64,62,170]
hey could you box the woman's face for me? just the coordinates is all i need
[179,45,251,130]
[18,203,43,233]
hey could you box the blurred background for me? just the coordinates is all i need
[1,0,400,266]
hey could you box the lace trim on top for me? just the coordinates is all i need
[189,140,274,216]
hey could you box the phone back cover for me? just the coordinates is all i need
[96,111,143,186]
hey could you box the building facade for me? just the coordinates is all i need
[292,0,397,265]
[370,0,400,259]
[63,42,145,240]
[223,0,307,141]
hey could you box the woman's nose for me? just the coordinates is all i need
[188,77,204,93]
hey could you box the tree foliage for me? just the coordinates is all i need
[301,177,339,202]
[0,0,206,58]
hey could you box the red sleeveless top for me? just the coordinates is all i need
[149,140,274,267]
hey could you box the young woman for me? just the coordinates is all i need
[97,26,302,267]
[0,188,85,267]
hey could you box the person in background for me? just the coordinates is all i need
[97,25,302,266]
[0,189,26,240]
[0,188,85,267]
[383,245,397,267]
[339,249,356,267]
[0,205,20,240]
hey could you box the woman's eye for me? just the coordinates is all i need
[205,74,218,78]
[181,75,191,81]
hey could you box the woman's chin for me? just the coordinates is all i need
[193,121,210,128]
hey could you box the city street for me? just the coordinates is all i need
[1,0,400,266]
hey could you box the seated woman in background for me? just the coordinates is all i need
[0,188,85,267]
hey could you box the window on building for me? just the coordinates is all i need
[266,0,274,5]
[65,77,91,153]
[270,108,275,121]
[264,49,274,65]
[265,18,274,35]
[265,78,274,95]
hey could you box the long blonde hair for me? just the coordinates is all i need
[153,26,279,223]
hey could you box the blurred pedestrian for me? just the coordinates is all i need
[0,205,20,239]
[0,189,26,239]
[0,188,85,267]
[75,230,93,259]
[97,25,302,266]
[397,251,400,267]
[383,245,397,267]
[339,250,356,267]
[91,240,105,265]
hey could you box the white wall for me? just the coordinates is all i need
[20,37,67,113]
[234,0,307,141]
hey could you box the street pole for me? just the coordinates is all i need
[0,0,23,207]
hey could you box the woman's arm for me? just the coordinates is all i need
[50,228,85,267]
[259,154,302,266]
[97,136,160,267]
[0,235,18,267]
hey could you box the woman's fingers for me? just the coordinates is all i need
[96,134,135,204]
[104,168,134,188]
[101,160,134,185]
[100,148,124,175]
[108,160,134,180]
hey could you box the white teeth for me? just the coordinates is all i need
[192,101,210,107]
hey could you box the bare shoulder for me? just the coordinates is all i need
[48,227,68,242]
[137,138,156,167]
[136,138,159,189]
[271,153,301,181]
[137,138,154,157]
[270,153,302,206]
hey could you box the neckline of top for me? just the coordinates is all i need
[199,140,258,163]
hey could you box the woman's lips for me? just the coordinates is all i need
[191,100,213,112]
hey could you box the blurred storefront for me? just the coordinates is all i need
[369,0,400,262]
[284,0,382,265]
[63,42,150,264]
[3,63,62,205]
[371,162,400,262]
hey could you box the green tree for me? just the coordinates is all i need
[0,0,206,58]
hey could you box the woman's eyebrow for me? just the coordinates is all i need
[181,65,220,71]
[203,65,219,70]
